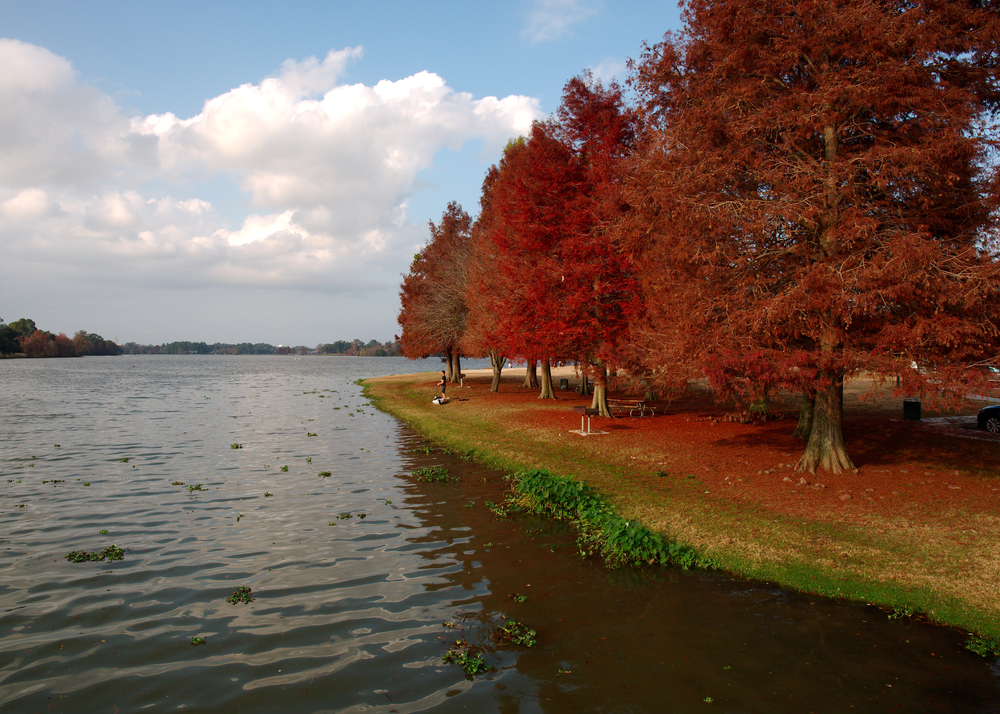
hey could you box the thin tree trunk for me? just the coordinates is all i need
[590,364,611,417]
[796,373,856,474]
[489,350,505,392]
[523,360,539,389]
[538,359,556,399]
[792,391,815,441]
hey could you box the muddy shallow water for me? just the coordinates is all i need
[1,355,997,713]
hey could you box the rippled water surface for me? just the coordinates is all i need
[1,356,998,713]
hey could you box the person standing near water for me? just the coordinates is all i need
[436,370,448,403]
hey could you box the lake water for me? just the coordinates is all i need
[1,355,997,713]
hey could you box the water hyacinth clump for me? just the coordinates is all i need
[508,469,715,569]
[226,586,254,604]
[413,466,451,483]
[65,544,125,563]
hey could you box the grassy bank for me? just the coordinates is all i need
[363,371,1000,649]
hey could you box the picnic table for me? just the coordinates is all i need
[607,399,657,417]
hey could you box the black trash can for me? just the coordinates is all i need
[903,398,921,421]
[559,378,569,390]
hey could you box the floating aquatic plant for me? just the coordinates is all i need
[509,469,717,570]
[442,642,492,677]
[120,457,129,463]
[966,634,1000,657]
[188,484,206,492]
[226,586,254,604]
[99,529,108,535]
[231,443,243,449]
[172,481,185,486]
[307,433,317,437]
[65,544,124,563]
[191,637,206,646]
[495,619,537,648]
[264,492,273,497]
[413,466,450,483]
[318,471,331,478]
[485,500,509,519]
[280,466,288,472]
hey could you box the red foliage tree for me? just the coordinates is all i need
[487,75,640,412]
[397,202,473,382]
[461,165,513,392]
[72,331,93,356]
[625,0,1000,473]
[54,333,75,358]
[21,330,57,358]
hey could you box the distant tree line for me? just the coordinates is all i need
[118,338,400,356]
[0,318,120,358]
[121,341,279,355]
[317,339,401,357]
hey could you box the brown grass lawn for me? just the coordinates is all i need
[364,368,1000,639]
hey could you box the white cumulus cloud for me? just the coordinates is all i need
[0,39,542,307]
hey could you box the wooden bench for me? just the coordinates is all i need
[608,399,656,417]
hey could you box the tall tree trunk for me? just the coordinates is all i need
[445,350,455,383]
[523,360,539,389]
[538,359,556,399]
[488,350,505,392]
[578,363,592,396]
[796,373,856,474]
[589,364,611,417]
[792,391,815,441]
[453,351,462,385]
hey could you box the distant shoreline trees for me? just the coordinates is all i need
[0,318,121,358]
[0,319,400,358]
[119,339,401,356]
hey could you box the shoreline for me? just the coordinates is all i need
[363,369,1000,646]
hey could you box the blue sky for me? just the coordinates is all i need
[0,0,682,346]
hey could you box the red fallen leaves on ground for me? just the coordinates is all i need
[444,373,1000,532]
